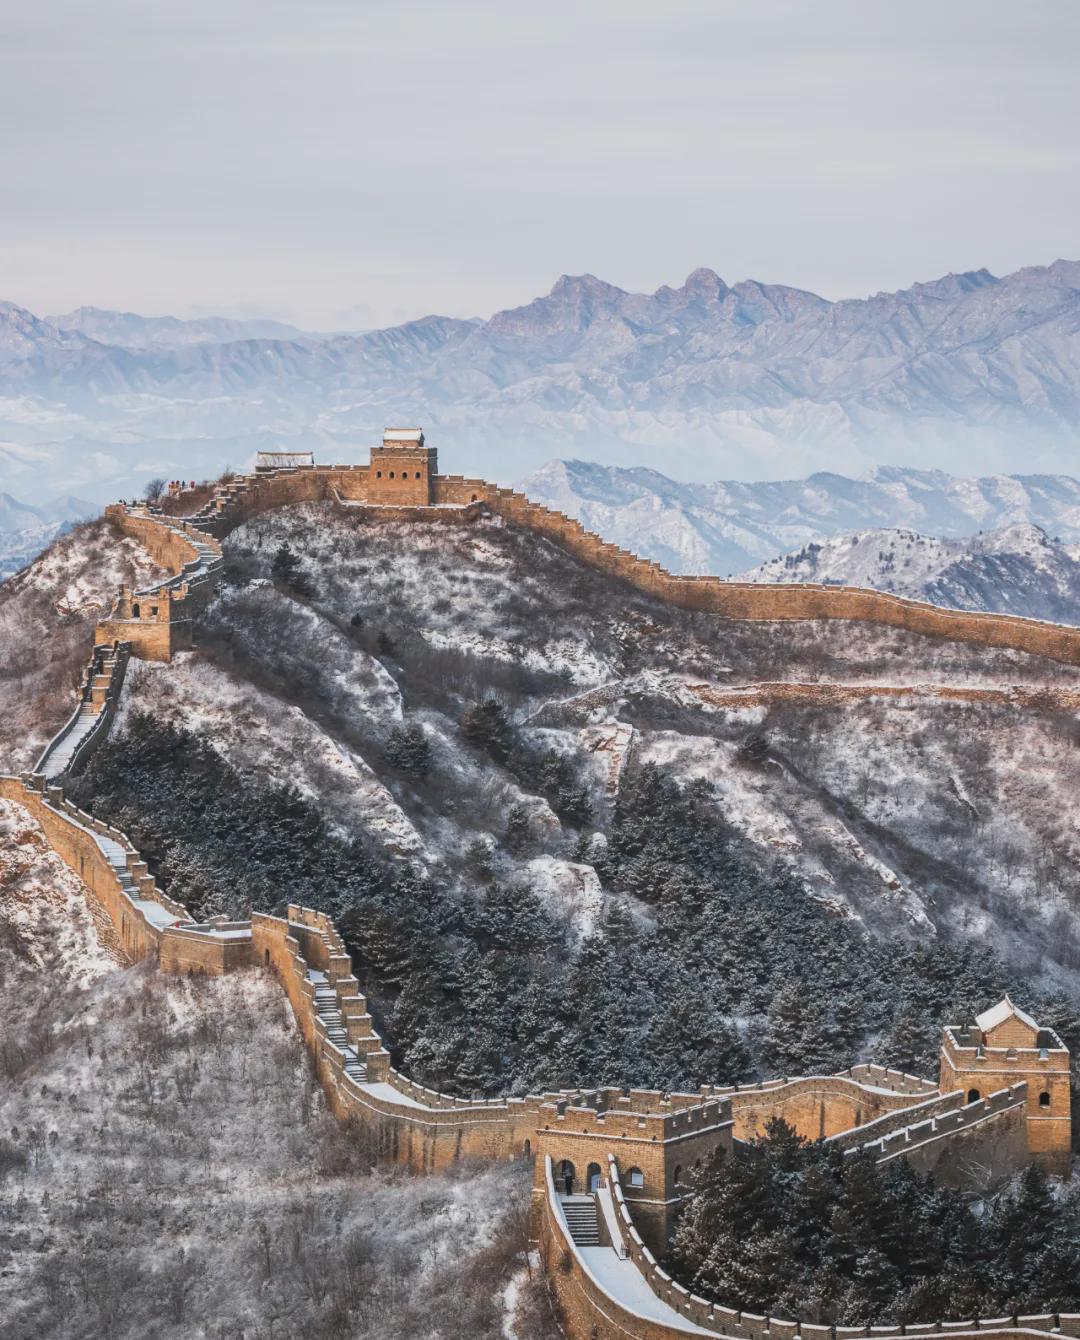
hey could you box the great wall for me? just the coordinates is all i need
[3,429,1078,1340]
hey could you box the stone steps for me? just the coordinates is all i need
[561,1197,600,1246]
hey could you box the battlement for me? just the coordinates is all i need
[166,440,1080,669]
[940,999,1071,1176]
[538,1093,731,1141]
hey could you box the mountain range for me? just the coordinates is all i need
[520,459,1080,575]
[740,524,1080,624]
[2,258,1080,502]
[0,492,97,580]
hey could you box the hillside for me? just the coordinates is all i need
[5,258,1080,502]
[740,524,1080,623]
[0,801,552,1340]
[0,517,165,770]
[29,503,1078,1106]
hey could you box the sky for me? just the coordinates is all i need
[1,0,1078,329]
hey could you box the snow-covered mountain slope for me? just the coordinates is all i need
[0,491,98,580]
[739,524,1080,623]
[519,458,1080,577]
[0,519,164,771]
[4,257,1080,498]
[66,504,1080,996]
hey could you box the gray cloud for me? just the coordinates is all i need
[1,0,1077,326]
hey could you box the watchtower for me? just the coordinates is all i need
[940,997,1072,1176]
[368,428,437,505]
[530,1087,733,1255]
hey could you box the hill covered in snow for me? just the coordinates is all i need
[0,801,545,1340]
[13,503,1071,1111]
[739,524,1080,623]
[519,460,1080,580]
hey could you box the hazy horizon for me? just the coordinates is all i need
[10,253,1078,335]
[3,1,1078,329]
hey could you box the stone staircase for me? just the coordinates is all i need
[35,641,130,780]
[561,1196,600,1246]
[306,961,370,1084]
[186,476,254,531]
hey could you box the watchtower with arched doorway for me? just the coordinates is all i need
[530,1087,733,1255]
[368,428,437,506]
[940,997,1072,1177]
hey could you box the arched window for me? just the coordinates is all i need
[471,494,478,502]
[673,1164,683,1187]
[522,1138,531,1157]
[1040,1091,1051,1108]
[376,470,382,478]
[132,603,141,618]
[264,948,270,966]
[967,1088,981,1104]
[587,1162,601,1192]
[559,1159,576,1196]
[415,471,421,479]
[627,1167,644,1189]
[389,471,395,479]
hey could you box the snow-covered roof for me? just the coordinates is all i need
[383,427,424,442]
[975,995,1039,1035]
[256,450,315,468]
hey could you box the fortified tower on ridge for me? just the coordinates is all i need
[940,997,1072,1177]
[368,427,437,506]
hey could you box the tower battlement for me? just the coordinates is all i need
[940,997,1071,1176]
[368,427,437,505]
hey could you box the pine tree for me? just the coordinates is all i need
[504,804,531,855]
[270,542,314,596]
[763,981,829,1076]
[384,723,431,778]
[460,699,512,760]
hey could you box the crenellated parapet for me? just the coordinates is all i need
[940,998,1072,1176]
[166,437,1080,668]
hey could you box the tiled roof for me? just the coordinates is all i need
[975,995,1039,1035]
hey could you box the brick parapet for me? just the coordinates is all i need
[173,463,1080,668]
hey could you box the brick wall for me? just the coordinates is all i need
[719,1074,931,1142]
[194,465,1080,668]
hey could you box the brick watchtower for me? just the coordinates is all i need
[940,997,1072,1177]
[368,428,437,505]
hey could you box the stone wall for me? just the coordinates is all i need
[940,1027,1072,1176]
[710,1073,934,1142]
[538,1155,1080,1340]
[0,775,251,974]
[184,463,1080,669]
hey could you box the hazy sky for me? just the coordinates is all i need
[2,1,1078,329]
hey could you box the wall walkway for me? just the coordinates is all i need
[169,463,1080,668]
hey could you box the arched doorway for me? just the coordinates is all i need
[967,1088,981,1104]
[559,1159,576,1195]
[587,1162,601,1192]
